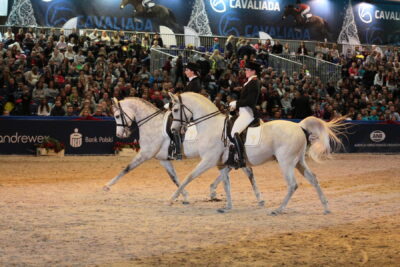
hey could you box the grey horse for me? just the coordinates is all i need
[168,92,345,214]
[103,97,264,206]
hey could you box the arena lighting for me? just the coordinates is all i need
[42,0,52,2]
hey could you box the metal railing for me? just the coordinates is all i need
[149,48,177,73]
[278,54,341,84]
[268,54,303,77]
[2,25,398,55]
[150,48,206,72]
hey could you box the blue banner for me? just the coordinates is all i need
[0,117,116,155]
[18,0,400,43]
[1,117,399,154]
[341,122,400,153]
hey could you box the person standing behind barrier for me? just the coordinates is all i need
[210,50,225,80]
[224,35,236,59]
[151,33,164,48]
[292,91,312,119]
[297,42,308,55]
[174,55,184,86]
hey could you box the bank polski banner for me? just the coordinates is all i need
[0,119,116,155]
[10,0,400,44]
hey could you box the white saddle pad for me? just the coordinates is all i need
[162,111,198,141]
[245,126,263,147]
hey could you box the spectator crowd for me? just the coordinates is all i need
[0,27,399,121]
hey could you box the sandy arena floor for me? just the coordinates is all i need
[0,154,399,266]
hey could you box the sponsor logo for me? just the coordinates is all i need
[69,128,113,147]
[358,4,373,24]
[370,130,385,143]
[210,0,227,13]
[374,10,400,21]
[45,0,75,27]
[70,128,83,148]
[0,133,49,144]
[229,0,280,11]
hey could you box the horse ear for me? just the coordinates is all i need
[168,92,178,103]
[112,97,119,107]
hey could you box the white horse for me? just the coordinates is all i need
[168,92,344,214]
[103,97,265,206]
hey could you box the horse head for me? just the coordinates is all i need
[112,97,135,138]
[168,93,193,134]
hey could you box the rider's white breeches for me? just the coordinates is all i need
[142,0,155,7]
[231,107,254,136]
[301,7,310,17]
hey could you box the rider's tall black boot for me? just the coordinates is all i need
[172,130,183,160]
[233,133,246,169]
[225,145,237,168]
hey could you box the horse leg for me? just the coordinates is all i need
[270,157,298,215]
[103,153,149,191]
[217,167,233,213]
[169,156,219,204]
[209,172,224,201]
[159,160,190,204]
[242,167,265,207]
[296,157,331,214]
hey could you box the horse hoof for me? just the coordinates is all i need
[324,210,331,215]
[103,185,110,192]
[182,201,190,205]
[269,210,280,216]
[258,200,265,207]
[217,208,231,213]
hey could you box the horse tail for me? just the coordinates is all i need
[299,116,346,162]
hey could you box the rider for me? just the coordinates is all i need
[226,61,261,169]
[169,62,202,160]
[295,0,311,24]
[142,0,155,14]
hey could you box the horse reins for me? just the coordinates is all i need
[173,94,221,127]
[115,102,164,135]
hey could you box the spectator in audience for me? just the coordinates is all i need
[297,42,308,55]
[37,98,51,116]
[272,40,283,54]
[282,43,290,55]
[151,33,163,48]
[0,26,398,123]
[50,99,65,116]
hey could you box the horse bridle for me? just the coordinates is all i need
[172,95,221,129]
[114,101,164,137]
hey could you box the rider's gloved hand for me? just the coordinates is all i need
[229,101,237,111]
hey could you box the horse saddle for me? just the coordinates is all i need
[226,116,263,146]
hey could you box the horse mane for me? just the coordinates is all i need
[182,92,219,112]
[123,97,159,110]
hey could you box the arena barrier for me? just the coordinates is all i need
[339,121,400,153]
[0,116,138,155]
[0,117,399,155]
